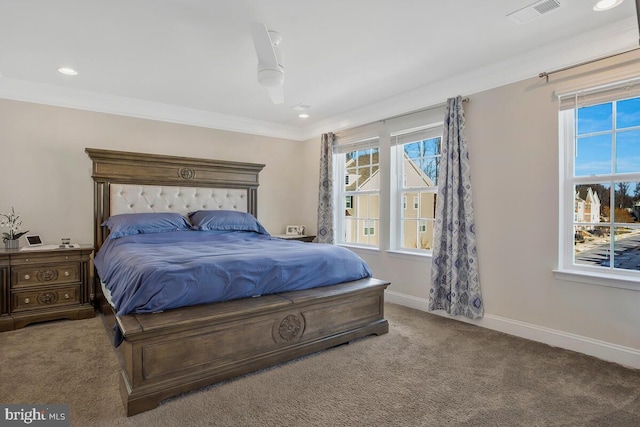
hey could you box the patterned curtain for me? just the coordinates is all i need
[429,96,483,319]
[317,132,335,244]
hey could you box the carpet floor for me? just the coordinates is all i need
[1,303,639,426]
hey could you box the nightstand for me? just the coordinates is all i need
[0,244,95,331]
[273,235,316,243]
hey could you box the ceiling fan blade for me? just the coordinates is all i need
[251,23,279,70]
[251,23,285,104]
[266,85,284,104]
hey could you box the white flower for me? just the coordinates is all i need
[1,207,29,242]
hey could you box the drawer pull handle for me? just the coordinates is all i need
[64,271,70,277]
[64,293,70,299]
[24,298,30,304]
[65,256,69,260]
[24,274,30,280]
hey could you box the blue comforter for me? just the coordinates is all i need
[94,230,372,318]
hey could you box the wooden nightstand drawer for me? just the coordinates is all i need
[11,263,80,288]
[10,252,83,265]
[12,286,81,312]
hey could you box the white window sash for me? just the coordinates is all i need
[559,102,640,285]
[393,133,441,252]
[334,141,380,247]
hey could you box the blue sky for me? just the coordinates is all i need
[576,96,640,190]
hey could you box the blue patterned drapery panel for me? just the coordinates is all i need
[429,96,483,319]
[317,132,335,244]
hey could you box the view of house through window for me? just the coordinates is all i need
[334,115,444,252]
[396,137,441,250]
[567,95,640,273]
[342,148,380,246]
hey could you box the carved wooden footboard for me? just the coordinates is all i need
[112,277,389,416]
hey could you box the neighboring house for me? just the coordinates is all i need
[575,187,601,226]
[401,153,437,250]
[344,151,436,249]
[344,151,380,246]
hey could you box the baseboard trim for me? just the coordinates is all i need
[385,290,640,369]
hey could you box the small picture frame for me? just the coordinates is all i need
[285,225,300,236]
[26,235,43,246]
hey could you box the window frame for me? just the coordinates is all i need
[391,129,443,254]
[557,97,640,290]
[332,106,446,255]
[334,144,381,248]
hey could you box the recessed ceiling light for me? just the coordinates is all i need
[58,67,78,76]
[593,0,624,11]
[298,113,310,119]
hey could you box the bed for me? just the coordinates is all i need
[85,148,390,416]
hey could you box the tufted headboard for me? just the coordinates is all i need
[109,184,249,216]
[85,148,265,250]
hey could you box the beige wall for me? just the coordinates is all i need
[465,68,639,352]
[0,99,308,244]
[302,51,640,366]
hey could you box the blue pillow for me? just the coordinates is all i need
[102,212,191,239]
[189,210,269,235]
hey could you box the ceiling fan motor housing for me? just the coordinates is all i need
[257,68,284,87]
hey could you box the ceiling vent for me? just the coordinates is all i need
[507,0,562,24]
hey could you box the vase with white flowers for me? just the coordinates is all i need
[1,207,29,250]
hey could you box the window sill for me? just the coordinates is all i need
[385,249,431,261]
[553,268,640,291]
[337,244,381,255]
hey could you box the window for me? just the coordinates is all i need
[335,144,380,247]
[333,105,445,252]
[392,129,442,252]
[560,92,640,284]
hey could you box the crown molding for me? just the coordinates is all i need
[0,17,636,143]
[0,78,305,141]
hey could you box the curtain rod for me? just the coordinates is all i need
[334,96,469,140]
[539,47,640,82]
[379,96,469,123]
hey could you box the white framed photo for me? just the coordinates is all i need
[26,235,43,246]
[285,225,300,235]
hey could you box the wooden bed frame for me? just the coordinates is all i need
[85,148,390,416]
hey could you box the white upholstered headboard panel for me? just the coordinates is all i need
[110,184,249,216]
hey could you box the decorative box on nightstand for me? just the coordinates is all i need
[0,244,95,331]
[273,234,316,243]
